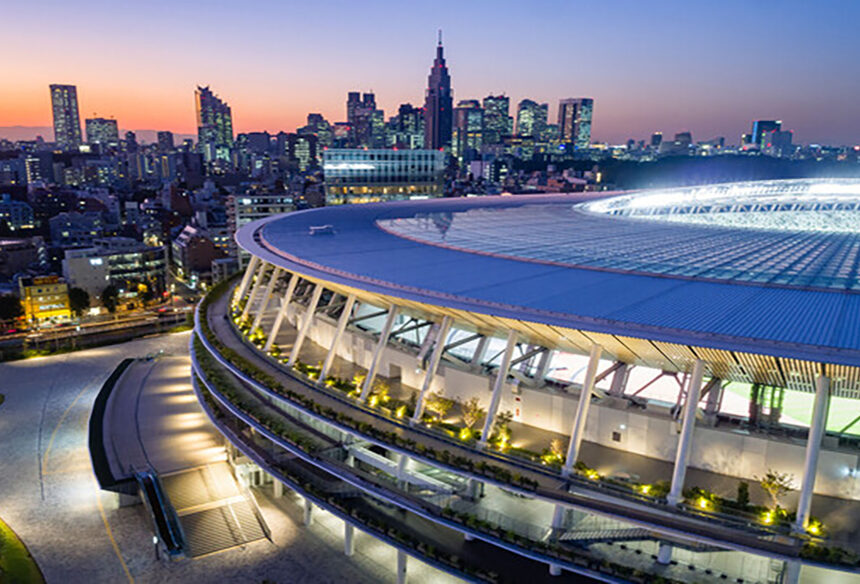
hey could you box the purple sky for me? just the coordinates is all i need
[2,0,859,145]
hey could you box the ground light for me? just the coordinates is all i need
[807,520,824,536]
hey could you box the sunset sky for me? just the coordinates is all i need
[3,0,860,145]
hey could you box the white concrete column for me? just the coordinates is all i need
[359,307,399,402]
[396,549,407,584]
[241,263,269,320]
[344,522,355,557]
[471,335,490,368]
[562,344,603,476]
[667,359,705,506]
[479,330,519,448]
[656,542,672,564]
[287,284,324,367]
[609,363,631,397]
[319,294,357,381]
[263,274,299,352]
[235,255,260,305]
[534,349,554,385]
[303,497,313,526]
[273,479,283,498]
[795,375,830,531]
[251,267,282,332]
[411,316,453,424]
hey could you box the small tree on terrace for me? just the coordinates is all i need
[757,469,794,510]
[425,392,454,422]
[461,397,485,430]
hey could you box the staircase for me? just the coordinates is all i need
[159,462,269,557]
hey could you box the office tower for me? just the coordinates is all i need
[482,95,511,145]
[673,132,693,151]
[452,100,483,164]
[391,104,424,149]
[346,92,362,127]
[85,117,119,147]
[157,131,175,152]
[766,130,793,158]
[515,99,548,138]
[650,132,663,149]
[299,114,333,148]
[286,133,318,171]
[195,86,234,162]
[423,32,453,150]
[750,120,782,148]
[558,98,594,148]
[50,84,83,150]
[347,92,378,147]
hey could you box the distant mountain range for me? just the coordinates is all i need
[0,126,196,144]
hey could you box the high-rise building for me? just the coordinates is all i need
[85,117,119,147]
[157,131,175,152]
[423,33,453,150]
[452,100,483,165]
[750,120,782,148]
[482,95,511,145]
[195,86,234,162]
[391,104,424,149]
[558,98,594,148]
[50,84,82,150]
[299,114,333,148]
[650,132,663,149]
[765,130,793,158]
[347,92,379,147]
[515,99,548,139]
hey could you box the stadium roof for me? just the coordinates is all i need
[237,182,860,376]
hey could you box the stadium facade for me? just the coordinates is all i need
[191,179,860,583]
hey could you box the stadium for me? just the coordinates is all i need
[191,179,860,583]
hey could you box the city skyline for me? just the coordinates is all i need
[3,0,860,145]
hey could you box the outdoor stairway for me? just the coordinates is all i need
[559,527,653,544]
[160,462,269,557]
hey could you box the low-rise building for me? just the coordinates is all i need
[226,190,294,266]
[0,194,35,231]
[323,148,445,204]
[0,236,46,278]
[172,225,221,287]
[62,237,167,302]
[49,211,104,247]
[18,275,71,325]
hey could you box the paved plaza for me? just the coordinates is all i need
[0,331,463,583]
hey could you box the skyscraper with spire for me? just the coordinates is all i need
[423,31,453,150]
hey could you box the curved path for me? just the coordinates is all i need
[0,331,461,583]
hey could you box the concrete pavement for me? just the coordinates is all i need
[0,330,465,583]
